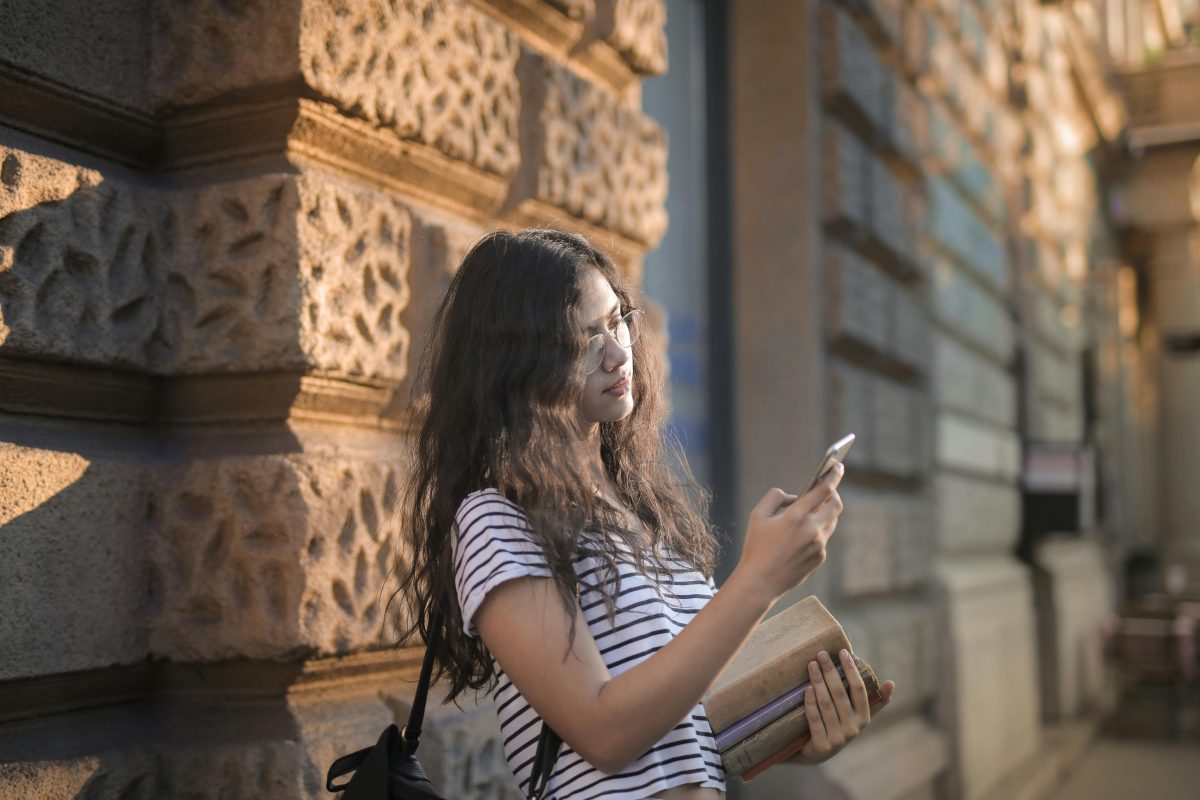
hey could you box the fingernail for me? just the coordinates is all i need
[840,649,849,659]
[809,660,820,675]
[817,651,831,667]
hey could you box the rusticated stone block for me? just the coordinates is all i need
[832,486,894,596]
[933,259,1015,366]
[937,412,1020,481]
[0,146,166,371]
[0,442,148,680]
[821,122,868,233]
[819,4,885,128]
[827,359,873,469]
[2,142,412,383]
[147,452,406,661]
[301,0,521,177]
[0,0,152,112]
[150,0,301,110]
[522,54,667,245]
[935,471,1020,553]
[595,0,668,75]
[825,244,889,352]
[934,335,1016,428]
[160,170,412,382]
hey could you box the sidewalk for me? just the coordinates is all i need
[1053,739,1200,800]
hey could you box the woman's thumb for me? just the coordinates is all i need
[754,487,799,517]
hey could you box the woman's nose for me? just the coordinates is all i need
[604,334,631,370]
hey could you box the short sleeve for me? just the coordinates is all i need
[452,489,553,637]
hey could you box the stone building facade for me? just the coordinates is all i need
[2,1,1198,799]
[0,1,669,797]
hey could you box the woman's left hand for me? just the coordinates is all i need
[790,648,896,765]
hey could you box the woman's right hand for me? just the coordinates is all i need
[735,464,845,604]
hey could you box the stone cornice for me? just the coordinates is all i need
[0,358,411,430]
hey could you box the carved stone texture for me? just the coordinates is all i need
[596,0,668,76]
[0,146,165,370]
[296,173,413,382]
[0,750,160,800]
[147,452,406,661]
[0,442,148,681]
[301,0,521,177]
[161,171,412,382]
[528,56,668,246]
[150,0,302,110]
[157,176,304,374]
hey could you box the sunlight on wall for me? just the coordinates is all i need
[0,442,90,526]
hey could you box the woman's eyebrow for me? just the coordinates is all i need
[586,303,622,332]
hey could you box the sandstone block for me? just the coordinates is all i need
[0,442,148,680]
[825,244,890,353]
[819,4,885,128]
[162,171,413,381]
[927,180,1007,292]
[597,0,668,76]
[0,0,152,112]
[811,717,949,800]
[821,122,868,234]
[936,557,1042,799]
[522,54,667,245]
[934,335,1016,427]
[2,144,413,383]
[147,451,407,661]
[933,259,1015,365]
[827,359,874,470]
[937,412,1020,481]
[150,0,301,110]
[300,0,521,178]
[889,283,932,371]
[832,486,894,596]
[0,144,165,371]
[1033,537,1116,721]
[935,471,1020,553]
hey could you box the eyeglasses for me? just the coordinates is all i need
[583,308,643,375]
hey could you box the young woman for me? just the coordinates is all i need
[397,229,894,800]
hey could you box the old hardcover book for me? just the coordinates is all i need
[702,596,853,734]
[739,682,886,782]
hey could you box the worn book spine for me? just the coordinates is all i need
[705,624,851,732]
[703,596,852,733]
[713,664,848,750]
[720,656,880,778]
[739,691,886,783]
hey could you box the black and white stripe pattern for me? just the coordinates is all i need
[453,489,726,800]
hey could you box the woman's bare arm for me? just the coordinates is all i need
[474,470,844,774]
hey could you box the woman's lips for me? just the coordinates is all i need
[604,377,630,396]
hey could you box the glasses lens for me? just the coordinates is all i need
[584,334,605,374]
[619,309,641,347]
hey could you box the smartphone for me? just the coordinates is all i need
[801,433,856,494]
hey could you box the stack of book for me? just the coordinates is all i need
[701,596,883,782]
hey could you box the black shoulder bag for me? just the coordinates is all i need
[325,609,564,800]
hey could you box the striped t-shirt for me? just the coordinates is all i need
[452,488,726,800]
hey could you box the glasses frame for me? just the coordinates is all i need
[583,308,643,375]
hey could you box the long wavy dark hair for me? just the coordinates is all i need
[390,228,718,704]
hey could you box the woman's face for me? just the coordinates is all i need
[576,267,635,426]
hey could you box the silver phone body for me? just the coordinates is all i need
[802,433,856,494]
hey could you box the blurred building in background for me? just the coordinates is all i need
[1,1,1198,799]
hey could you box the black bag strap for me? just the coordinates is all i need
[326,606,565,799]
